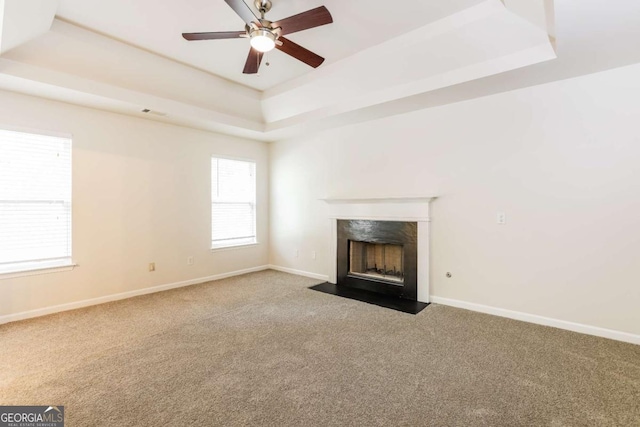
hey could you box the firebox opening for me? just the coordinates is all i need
[348,240,404,285]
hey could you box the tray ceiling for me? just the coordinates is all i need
[16,0,639,143]
[56,0,486,90]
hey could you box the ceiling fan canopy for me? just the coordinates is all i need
[182,0,333,74]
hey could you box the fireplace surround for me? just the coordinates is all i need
[323,197,435,304]
[337,219,418,300]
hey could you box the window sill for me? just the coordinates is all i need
[211,242,260,252]
[0,261,78,280]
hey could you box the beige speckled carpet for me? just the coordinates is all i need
[1,270,639,426]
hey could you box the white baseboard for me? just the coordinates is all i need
[430,296,640,346]
[0,265,269,325]
[268,265,329,282]
[9,267,634,346]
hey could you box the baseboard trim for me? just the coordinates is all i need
[268,265,329,282]
[0,265,269,325]
[430,296,640,346]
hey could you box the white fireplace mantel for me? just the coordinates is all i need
[321,197,436,222]
[322,196,436,303]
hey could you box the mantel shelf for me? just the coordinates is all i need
[321,197,437,204]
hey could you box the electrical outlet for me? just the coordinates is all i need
[148,262,155,272]
[496,212,506,225]
[295,249,299,258]
[187,256,194,266]
[312,251,316,260]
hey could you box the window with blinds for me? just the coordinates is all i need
[211,157,256,249]
[0,128,73,275]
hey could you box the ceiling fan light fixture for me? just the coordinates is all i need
[249,28,276,52]
[181,3,333,74]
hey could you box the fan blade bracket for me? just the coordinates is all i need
[182,31,246,41]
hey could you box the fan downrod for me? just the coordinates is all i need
[254,0,272,18]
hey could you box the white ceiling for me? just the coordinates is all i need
[2,0,637,143]
[55,0,485,90]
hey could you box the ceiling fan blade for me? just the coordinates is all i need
[182,31,245,41]
[274,6,333,35]
[224,0,259,25]
[243,48,264,74]
[276,37,324,68]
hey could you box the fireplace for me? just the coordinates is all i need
[337,219,418,300]
[323,196,435,305]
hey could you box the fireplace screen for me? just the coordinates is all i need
[349,241,404,284]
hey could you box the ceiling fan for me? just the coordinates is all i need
[182,0,333,74]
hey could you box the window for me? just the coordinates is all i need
[211,157,256,249]
[0,128,73,275]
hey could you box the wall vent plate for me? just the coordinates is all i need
[141,109,167,116]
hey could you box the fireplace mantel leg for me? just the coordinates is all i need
[329,219,338,284]
[417,221,430,303]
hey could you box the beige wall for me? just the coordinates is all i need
[269,63,640,336]
[0,90,269,317]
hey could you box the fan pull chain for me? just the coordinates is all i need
[258,52,270,77]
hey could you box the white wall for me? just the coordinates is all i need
[0,89,269,318]
[269,63,640,336]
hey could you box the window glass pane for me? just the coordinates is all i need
[0,131,71,201]
[0,202,71,264]
[212,158,255,202]
[211,157,256,248]
[0,129,72,269]
[211,203,255,241]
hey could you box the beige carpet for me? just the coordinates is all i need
[1,270,639,426]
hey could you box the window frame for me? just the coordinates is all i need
[210,155,258,251]
[0,125,76,279]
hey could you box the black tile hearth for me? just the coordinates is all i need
[309,282,430,315]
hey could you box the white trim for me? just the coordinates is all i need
[210,153,257,164]
[329,215,432,222]
[329,219,338,284]
[321,197,437,204]
[268,264,329,282]
[416,222,430,303]
[0,122,72,140]
[0,265,269,325]
[210,242,260,252]
[430,296,640,346]
[0,263,77,280]
[322,198,434,223]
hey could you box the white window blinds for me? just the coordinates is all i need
[0,128,72,274]
[211,157,256,249]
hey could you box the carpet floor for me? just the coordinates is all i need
[1,270,639,426]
